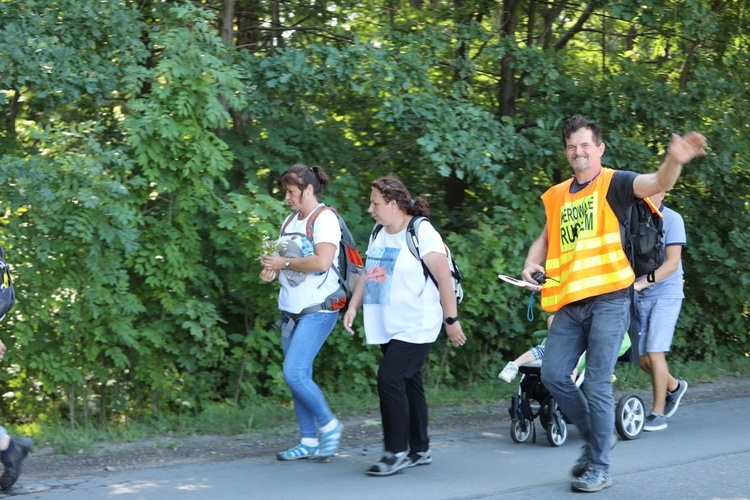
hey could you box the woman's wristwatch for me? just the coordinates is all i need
[284,258,290,268]
[444,316,459,325]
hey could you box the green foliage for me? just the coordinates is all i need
[23,354,750,454]
[0,0,747,433]
[0,121,144,424]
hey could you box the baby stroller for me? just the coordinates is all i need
[507,330,645,447]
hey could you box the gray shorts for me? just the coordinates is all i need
[637,297,683,353]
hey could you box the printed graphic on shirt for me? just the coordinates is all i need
[279,233,317,287]
[364,246,400,306]
[559,192,599,251]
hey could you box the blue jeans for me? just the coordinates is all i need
[541,296,629,472]
[281,311,339,438]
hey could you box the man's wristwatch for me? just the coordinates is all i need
[284,258,290,268]
[444,316,459,325]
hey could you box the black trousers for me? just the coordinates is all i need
[378,339,433,454]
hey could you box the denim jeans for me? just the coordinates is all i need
[541,296,630,472]
[281,311,339,438]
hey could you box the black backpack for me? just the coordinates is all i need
[0,246,16,321]
[623,197,666,279]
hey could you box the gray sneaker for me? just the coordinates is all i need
[664,379,688,418]
[571,469,613,492]
[643,411,668,432]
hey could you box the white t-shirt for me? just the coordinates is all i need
[277,205,342,314]
[363,219,446,345]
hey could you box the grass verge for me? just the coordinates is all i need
[15,351,750,455]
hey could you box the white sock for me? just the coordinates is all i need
[301,437,319,447]
[320,418,340,434]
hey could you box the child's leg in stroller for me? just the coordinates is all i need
[500,344,546,382]
[513,349,538,367]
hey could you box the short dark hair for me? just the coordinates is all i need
[562,115,603,147]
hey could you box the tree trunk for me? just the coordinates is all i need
[498,0,521,118]
[220,0,235,46]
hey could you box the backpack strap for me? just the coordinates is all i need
[281,204,332,239]
[642,196,664,218]
[304,204,330,242]
[406,216,437,287]
[370,223,384,244]
[280,211,299,236]
[372,217,449,293]
[371,218,430,282]
[306,205,346,290]
[405,216,425,261]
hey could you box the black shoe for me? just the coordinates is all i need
[0,437,33,490]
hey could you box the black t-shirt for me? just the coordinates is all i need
[569,169,637,225]
[606,171,638,226]
[567,169,638,301]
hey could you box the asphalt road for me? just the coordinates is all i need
[10,390,750,499]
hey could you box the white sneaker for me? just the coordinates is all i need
[498,362,519,383]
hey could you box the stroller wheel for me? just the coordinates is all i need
[615,393,645,440]
[510,418,533,443]
[546,406,568,447]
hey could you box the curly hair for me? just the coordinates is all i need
[371,176,429,217]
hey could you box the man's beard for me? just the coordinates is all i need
[571,156,590,173]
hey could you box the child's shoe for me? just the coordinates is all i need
[498,362,519,383]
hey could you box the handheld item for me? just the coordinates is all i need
[497,274,539,288]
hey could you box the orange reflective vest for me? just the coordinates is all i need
[540,168,634,312]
